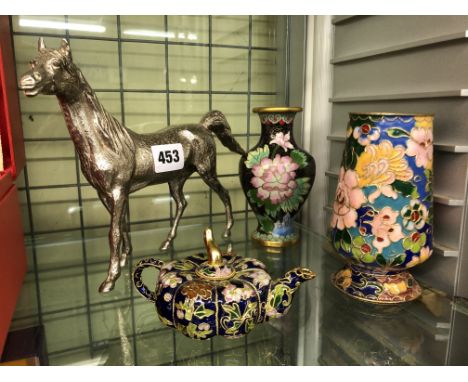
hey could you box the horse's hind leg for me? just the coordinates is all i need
[198,169,233,238]
[99,188,127,293]
[160,177,189,251]
[98,193,132,268]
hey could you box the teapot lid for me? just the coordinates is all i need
[195,228,236,280]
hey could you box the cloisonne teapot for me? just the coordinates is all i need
[133,228,316,339]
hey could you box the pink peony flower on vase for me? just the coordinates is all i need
[406,127,433,169]
[250,154,299,204]
[331,168,367,230]
[370,206,404,253]
[269,132,294,152]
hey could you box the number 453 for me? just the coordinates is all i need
[158,150,180,164]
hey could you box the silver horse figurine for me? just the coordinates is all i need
[19,38,245,293]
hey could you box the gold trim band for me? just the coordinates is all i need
[195,267,236,281]
[349,111,434,117]
[251,233,299,248]
[253,106,303,114]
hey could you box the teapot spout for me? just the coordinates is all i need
[266,267,316,319]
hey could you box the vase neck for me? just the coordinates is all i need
[258,112,297,145]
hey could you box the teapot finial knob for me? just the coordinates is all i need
[204,228,223,266]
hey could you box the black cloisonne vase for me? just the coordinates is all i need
[239,107,316,247]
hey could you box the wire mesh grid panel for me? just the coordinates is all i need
[9,15,288,365]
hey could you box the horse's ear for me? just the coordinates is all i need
[59,39,72,59]
[38,37,46,52]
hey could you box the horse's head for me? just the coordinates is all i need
[19,38,75,97]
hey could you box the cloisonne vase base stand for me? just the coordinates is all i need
[251,230,299,248]
[240,107,316,249]
[332,265,422,304]
[330,112,434,304]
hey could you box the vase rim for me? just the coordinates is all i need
[349,111,434,117]
[253,106,303,113]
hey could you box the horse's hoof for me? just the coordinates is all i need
[159,241,171,252]
[120,255,127,268]
[99,280,115,294]
[222,230,231,239]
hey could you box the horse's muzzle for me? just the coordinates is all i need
[19,74,41,96]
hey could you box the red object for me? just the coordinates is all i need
[0,17,25,180]
[0,184,27,353]
[0,16,27,355]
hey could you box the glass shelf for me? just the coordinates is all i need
[19,217,468,365]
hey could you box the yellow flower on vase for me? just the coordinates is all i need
[405,246,433,268]
[383,280,408,296]
[335,268,352,289]
[414,116,433,131]
[355,140,413,188]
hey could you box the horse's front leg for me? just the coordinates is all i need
[99,187,127,293]
[160,178,188,251]
[98,193,132,268]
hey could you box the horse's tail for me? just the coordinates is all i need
[200,110,246,156]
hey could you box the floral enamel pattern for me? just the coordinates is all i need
[258,113,295,126]
[240,109,316,246]
[330,114,434,303]
[246,148,309,208]
[353,123,380,146]
[333,267,422,303]
[134,252,315,339]
[269,132,294,151]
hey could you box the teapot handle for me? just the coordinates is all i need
[133,258,164,302]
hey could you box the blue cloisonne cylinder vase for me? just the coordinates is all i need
[330,112,434,304]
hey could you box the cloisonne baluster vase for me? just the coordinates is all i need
[330,112,434,303]
[240,107,316,247]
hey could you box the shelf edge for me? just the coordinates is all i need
[330,90,468,103]
[332,16,358,25]
[433,194,465,206]
[331,31,467,64]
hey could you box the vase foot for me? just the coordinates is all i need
[251,230,299,248]
[331,265,422,304]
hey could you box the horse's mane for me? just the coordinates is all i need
[67,64,135,154]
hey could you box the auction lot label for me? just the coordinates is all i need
[151,143,185,173]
